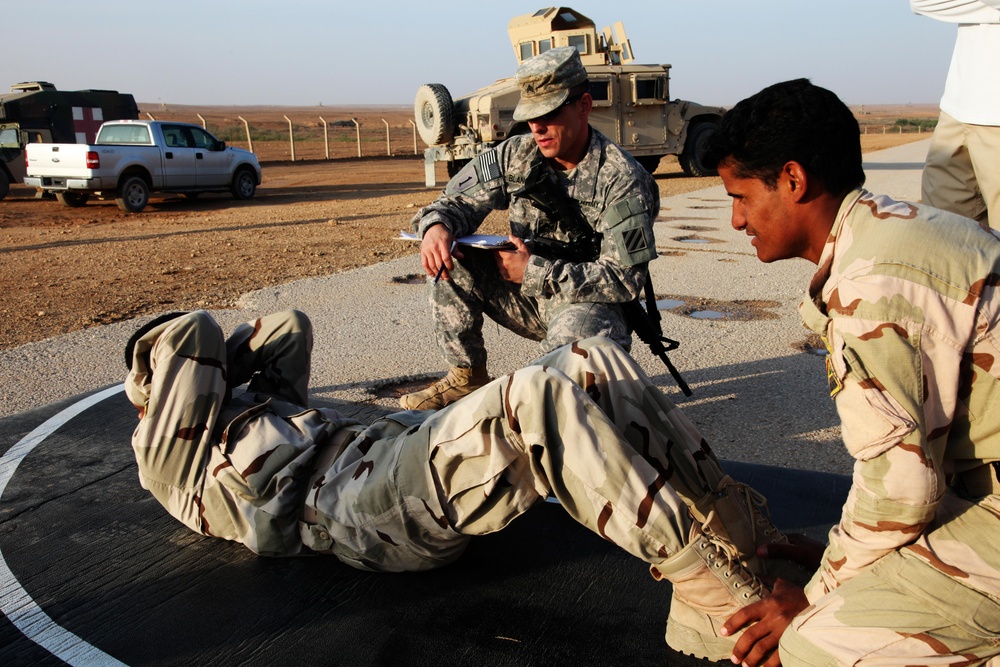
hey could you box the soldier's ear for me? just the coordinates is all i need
[781,161,810,203]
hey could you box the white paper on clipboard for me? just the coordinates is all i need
[398,231,516,250]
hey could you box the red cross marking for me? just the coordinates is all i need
[72,107,105,143]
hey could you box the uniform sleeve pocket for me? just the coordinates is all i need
[836,345,917,461]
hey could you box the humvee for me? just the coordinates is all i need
[415,6,725,187]
[0,81,139,200]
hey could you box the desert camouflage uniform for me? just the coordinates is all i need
[783,189,1000,664]
[126,311,734,574]
[412,129,660,367]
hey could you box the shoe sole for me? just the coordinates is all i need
[665,618,735,662]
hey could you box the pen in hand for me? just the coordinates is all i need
[434,241,458,284]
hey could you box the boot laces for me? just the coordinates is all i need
[727,481,780,543]
[698,510,765,601]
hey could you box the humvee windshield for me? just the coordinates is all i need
[0,126,19,149]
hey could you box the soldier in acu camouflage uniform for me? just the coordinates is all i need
[401,46,660,411]
[704,79,1000,666]
[125,309,800,660]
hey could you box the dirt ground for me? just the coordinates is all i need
[0,129,927,350]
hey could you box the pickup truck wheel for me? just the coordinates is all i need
[415,84,454,147]
[230,168,256,200]
[679,122,719,177]
[0,170,9,200]
[116,176,150,213]
[56,191,90,207]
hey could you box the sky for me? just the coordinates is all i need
[3,1,958,109]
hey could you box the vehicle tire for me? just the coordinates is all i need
[414,84,454,147]
[0,170,9,201]
[230,168,256,200]
[116,175,150,212]
[56,191,90,207]
[446,158,470,179]
[635,155,663,174]
[678,122,718,177]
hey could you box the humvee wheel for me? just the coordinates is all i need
[679,122,718,177]
[415,84,455,147]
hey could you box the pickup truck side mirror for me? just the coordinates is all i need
[215,140,226,151]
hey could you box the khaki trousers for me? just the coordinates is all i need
[922,111,1000,231]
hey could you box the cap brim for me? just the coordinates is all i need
[513,89,570,122]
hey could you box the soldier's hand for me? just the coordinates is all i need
[420,224,462,281]
[496,235,531,284]
[721,578,809,667]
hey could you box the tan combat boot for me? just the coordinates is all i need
[655,520,768,662]
[399,365,492,410]
[691,475,811,587]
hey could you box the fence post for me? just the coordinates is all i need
[408,119,417,154]
[352,118,361,157]
[237,116,254,153]
[382,119,391,156]
[284,115,296,161]
[145,112,156,120]
[319,116,329,159]
[196,113,207,129]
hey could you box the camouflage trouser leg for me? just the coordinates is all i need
[225,309,313,406]
[414,337,723,569]
[781,494,1000,666]
[303,337,724,572]
[128,309,314,536]
[128,311,228,534]
[431,248,546,367]
[781,550,1000,666]
[431,249,631,367]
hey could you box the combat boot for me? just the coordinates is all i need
[655,519,767,662]
[691,475,811,586]
[399,365,491,410]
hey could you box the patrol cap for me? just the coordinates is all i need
[512,46,589,122]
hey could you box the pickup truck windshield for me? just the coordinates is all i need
[97,125,152,145]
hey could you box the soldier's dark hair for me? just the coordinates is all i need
[703,78,865,195]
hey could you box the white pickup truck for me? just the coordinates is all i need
[24,119,262,212]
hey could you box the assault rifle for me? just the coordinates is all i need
[621,279,692,396]
[509,163,692,396]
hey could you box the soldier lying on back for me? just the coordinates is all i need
[126,309,807,662]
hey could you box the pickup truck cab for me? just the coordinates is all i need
[24,119,262,212]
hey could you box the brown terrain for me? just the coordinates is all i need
[0,104,936,350]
